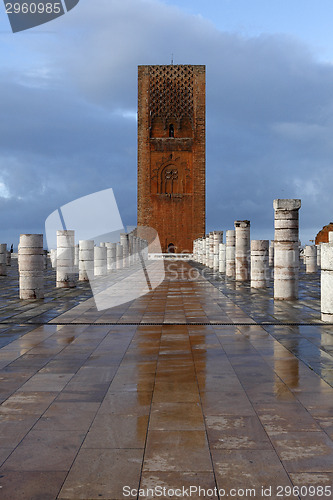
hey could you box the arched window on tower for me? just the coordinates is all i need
[169,124,174,138]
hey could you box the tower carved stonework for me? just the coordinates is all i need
[137,65,206,253]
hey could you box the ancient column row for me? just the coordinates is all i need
[192,200,304,299]
[14,229,149,299]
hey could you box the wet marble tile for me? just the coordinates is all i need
[270,431,333,472]
[144,430,212,472]
[212,449,294,498]
[150,402,204,431]
[2,430,85,471]
[205,415,273,450]
[0,471,66,500]
[289,473,333,500]
[201,391,256,416]
[99,391,152,416]
[140,471,218,499]
[19,373,74,392]
[33,401,99,431]
[58,449,143,499]
[256,402,321,434]
[83,414,149,449]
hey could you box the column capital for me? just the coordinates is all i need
[273,199,301,211]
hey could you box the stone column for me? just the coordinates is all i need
[226,230,236,278]
[56,230,75,288]
[106,242,117,271]
[205,235,210,267]
[6,251,11,266]
[116,243,123,269]
[213,231,223,271]
[273,199,301,300]
[269,241,274,267]
[18,234,44,299]
[317,244,321,268]
[193,239,198,262]
[120,234,129,267]
[79,240,94,282]
[74,244,79,268]
[219,243,226,273]
[197,238,202,264]
[201,238,206,266]
[50,249,57,268]
[208,233,215,268]
[305,245,317,273]
[0,244,7,276]
[321,243,333,322]
[251,240,269,288]
[128,233,135,265]
[235,221,251,281]
[94,246,107,276]
[43,250,48,270]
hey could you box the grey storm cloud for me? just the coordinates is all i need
[1,0,333,245]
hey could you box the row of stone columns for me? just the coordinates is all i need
[193,199,303,299]
[15,229,148,298]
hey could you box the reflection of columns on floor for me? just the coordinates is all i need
[251,240,269,288]
[213,231,223,271]
[235,221,250,281]
[273,199,301,300]
[79,240,94,282]
[219,243,226,273]
[269,240,274,267]
[116,243,124,269]
[305,245,317,273]
[274,340,299,390]
[226,230,236,278]
[18,234,44,299]
[316,244,321,268]
[0,244,7,276]
[321,242,333,323]
[56,230,76,288]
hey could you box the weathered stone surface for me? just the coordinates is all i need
[273,199,301,211]
[235,221,250,281]
[251,240,269,288]
[226,230,235,278]
[305,245,317,273]
[79,240,94,282]
[19,234,44,299]
[56,230,75,288]
[273,199,301,300]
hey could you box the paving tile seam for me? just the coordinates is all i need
[2,321,332,326]
[135,326,161,495]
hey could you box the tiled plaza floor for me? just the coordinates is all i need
[0,258,332,499]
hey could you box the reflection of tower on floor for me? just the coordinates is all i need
[137,64,206,253]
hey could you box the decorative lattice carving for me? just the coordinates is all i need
[149,65,194,127]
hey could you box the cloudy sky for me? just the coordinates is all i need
[1,0,333,247]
